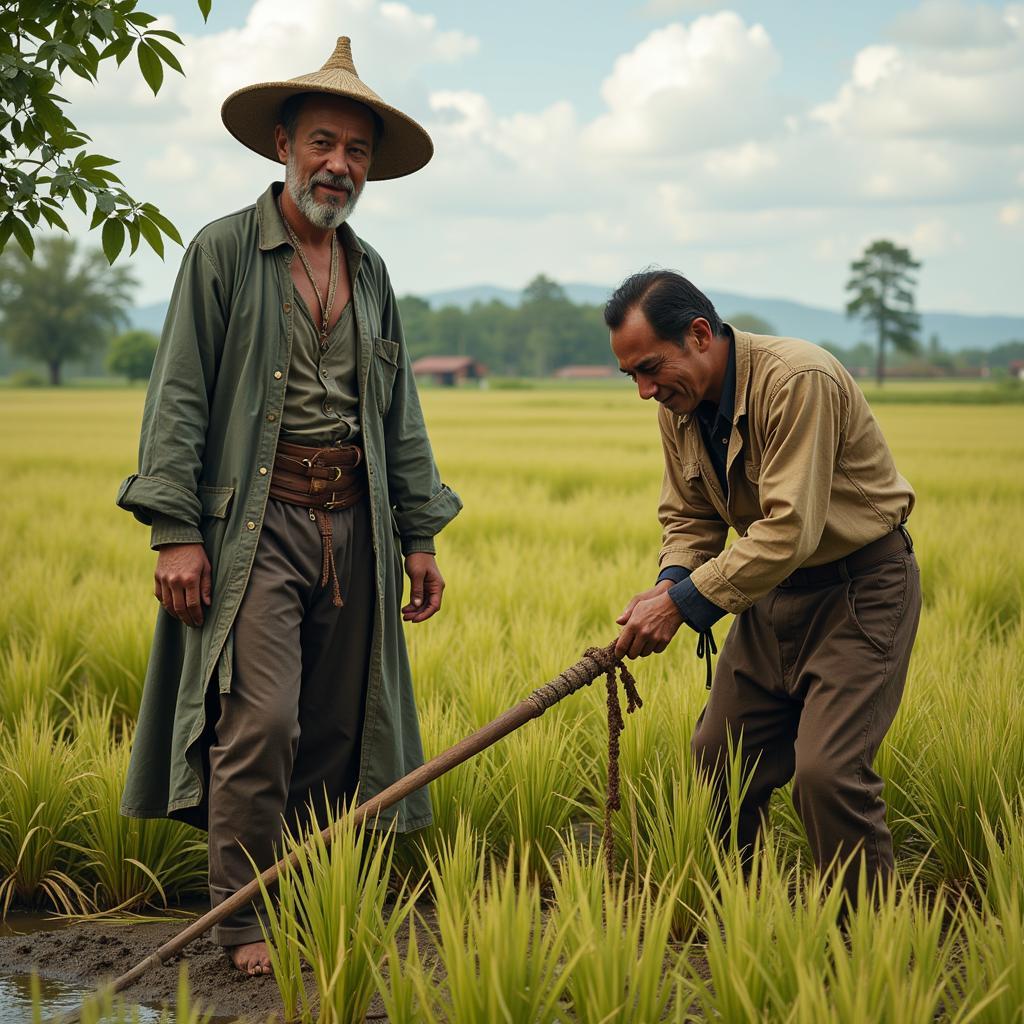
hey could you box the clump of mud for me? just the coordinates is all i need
[0,916,388,1021]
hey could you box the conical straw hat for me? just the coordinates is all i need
[221,36,432,181]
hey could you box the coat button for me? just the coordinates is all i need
[267,412,277,422]
[283,302,292,313]
[274,370,283,380]
[258,466,268,475]
[246,521,256,531]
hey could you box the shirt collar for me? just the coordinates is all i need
[696,324,736,429]
[256,181,366,273]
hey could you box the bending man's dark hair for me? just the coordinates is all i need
[604,269,723,344]
[279,92,384,147]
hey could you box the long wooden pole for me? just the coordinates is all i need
[55,642,627,1023]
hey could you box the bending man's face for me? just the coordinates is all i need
[276,95,375,230]
[611,309,717,416]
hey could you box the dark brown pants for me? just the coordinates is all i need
[691,546,921,898]
[207,498,374,946]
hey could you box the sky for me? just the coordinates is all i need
[63,0,1024,313]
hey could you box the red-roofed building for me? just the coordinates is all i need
[554,365,615,380]
[411,355,487,387]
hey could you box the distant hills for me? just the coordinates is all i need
[131,284,1024,351]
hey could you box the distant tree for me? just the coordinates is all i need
[0,1,216,263]
[727,312,776,335]
[845,239,921,386]
[107,328,158,381]
[0,236,135,384]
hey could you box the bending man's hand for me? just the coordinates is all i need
[615,581,684,659]
[154,542,212,628]
[403,552,445,622]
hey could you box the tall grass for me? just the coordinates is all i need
[3,390,1024,1020]
[255,804,416,1024]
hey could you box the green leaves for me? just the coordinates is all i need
[1,0,206,261]
[136,40,163,95]
[101,217,125,264]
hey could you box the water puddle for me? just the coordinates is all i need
[0,971,163,1023]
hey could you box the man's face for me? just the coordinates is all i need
[275,95,376,230]
[611,308,716,416]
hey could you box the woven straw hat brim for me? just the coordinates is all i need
[221,43,432,181]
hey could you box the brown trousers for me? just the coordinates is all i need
[691,544,921,898]
[207,498,374,946]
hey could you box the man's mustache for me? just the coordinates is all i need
[308,172,356,194]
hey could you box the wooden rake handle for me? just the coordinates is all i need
[55,641,627,1022]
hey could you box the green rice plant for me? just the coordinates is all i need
[494,715,584,863]
[950,801,1024,1022]
[909,648,1024,890]
[371,920,439,1024]
[410,812,485,911]
[800,876,972,1024]
[413,696,510,855]
[80,600,153,719]
[70,709,206,911]
[597,742,738,937]
[0,708,90,916]
[0,636,82,722]
[681,839,845,1023]
[548,843,684,1023]
[427,849,576,1024]
[255,803,416,1024]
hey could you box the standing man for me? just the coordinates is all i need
[116,38,461,975]
[610,270,920,901]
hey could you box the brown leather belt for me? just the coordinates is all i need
[778,525,914,589]
[269,439,368,607]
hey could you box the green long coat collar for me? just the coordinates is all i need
[117,182,462,831]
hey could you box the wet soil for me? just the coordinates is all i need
[0,911,393,1022]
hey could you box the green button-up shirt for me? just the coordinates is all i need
[117,182,462,831]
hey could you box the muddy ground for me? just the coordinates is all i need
[0,912,391,1022]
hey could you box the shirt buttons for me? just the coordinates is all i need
[258,466,268,476]
[321,370,329,379]
[246,521,256,531]
[283,302,292,313]
[267,412,277,422]
[273,370,283,380]
[323,403,333,414]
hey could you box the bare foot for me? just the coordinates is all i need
[227,940,273,977]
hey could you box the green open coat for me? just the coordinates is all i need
[116,183,461,831]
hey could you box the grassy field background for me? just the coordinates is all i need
[2,387,1023,1021]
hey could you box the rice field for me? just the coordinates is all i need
[2,386,1023,1021]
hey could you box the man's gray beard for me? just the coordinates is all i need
[285,153,363,230]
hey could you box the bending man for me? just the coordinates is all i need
[611,270,919,901]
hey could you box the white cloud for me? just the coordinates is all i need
[812,7,1024,144]
[52,3,1024,315]
[888,0,1015,49]
[584,14,782,160]
[908,218,964,254]
[640,0,727,15]
[999,201,1024,225]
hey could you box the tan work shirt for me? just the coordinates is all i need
[658,329,915,614]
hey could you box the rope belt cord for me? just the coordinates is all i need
[526,642,643,877]
[309,507,344,608]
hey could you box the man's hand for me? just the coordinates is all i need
[615,581,684,659]
[402,552,445,622]
[154,543,212,628]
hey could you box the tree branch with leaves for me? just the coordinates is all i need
[0,0,213,264]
